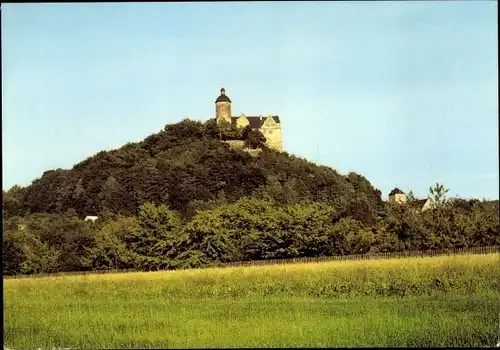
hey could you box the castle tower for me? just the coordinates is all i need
[215,88,232,124]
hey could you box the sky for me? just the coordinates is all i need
[2,2,498,200]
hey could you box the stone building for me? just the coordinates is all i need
[214,88,283,152]
[388,188,407,204]
[388,188,434,211]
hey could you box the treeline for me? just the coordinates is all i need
[3,197,499,275]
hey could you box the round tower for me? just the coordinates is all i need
[215,88,232,124]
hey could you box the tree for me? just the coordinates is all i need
[406,190,416,202]
[21,211,95,272]
[429,183,449,207]
[98,176,124,213]
[217,120,242,141]
[123,202,181,270]
[72,178,87,216]
[85,216,138,270]
[177,209,243,265]
[2,227,60,275]
[3,185,27,219]
[324,218,375,255]
[242,126,267,149]
[241,125,252,141]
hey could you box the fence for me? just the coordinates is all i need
[5,245,499,280]
[206,245,500,270]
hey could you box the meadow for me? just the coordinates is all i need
[4,253,500,349]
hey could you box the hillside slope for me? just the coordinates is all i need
[4,118,383,224]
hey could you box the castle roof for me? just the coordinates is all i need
[215,88,232,103]
[231,116,281,129]
[389,188,405,196]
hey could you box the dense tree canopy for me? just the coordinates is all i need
[3,118,498,276]
[5,119,382,222]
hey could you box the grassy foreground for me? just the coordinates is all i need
[4,253,500,348]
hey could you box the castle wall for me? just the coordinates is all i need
[216,102,231,124]
[260,116,283,152]
[395,193,407,203]
[246,148,263,157]
[223,140,263,157]
[266,127,283,152]
[389,193,407,204]
[236,116,249,128]
[421,199,434,211]
[224,140,246,150]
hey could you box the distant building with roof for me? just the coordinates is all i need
[388,188,407,204]
[410,198,434,211]
[388,188,434,211]
[214,88,283,152]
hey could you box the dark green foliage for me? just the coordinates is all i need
[85,216,138,271]
[382,199,499,251]
[242,125,267,149]
[2,226,59,275]
[323,218,376,255]
[429,182,449,206]
[123,203,181,270]
[2,211,94,274]
[3,185,28,219]
[215,120,243,141]
[12,118,383,220]
[2,196,498,275]
[2,117,498,275]
[176,198,333,263]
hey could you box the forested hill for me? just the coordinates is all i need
[3,118,499,276]
[3,118,383,224]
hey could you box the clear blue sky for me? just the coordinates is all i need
[2,2,498,200]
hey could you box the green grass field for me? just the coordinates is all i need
[4,253,500,349]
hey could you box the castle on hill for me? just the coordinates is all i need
[213,88,283,152]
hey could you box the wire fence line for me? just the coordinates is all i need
[5,245,499,280]
[208,245,500,269]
